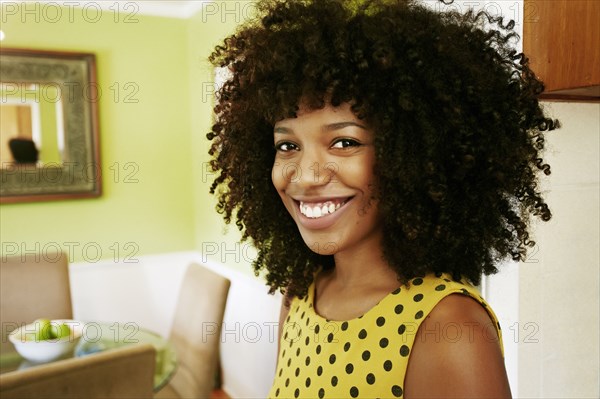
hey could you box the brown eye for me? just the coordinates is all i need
[275,142,299,152]
[332,138,360,149]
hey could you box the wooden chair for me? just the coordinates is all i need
[155,263,231,399]
[1,252,73,354]
[0,343,156,398]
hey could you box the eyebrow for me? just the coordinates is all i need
[273,121,368,134]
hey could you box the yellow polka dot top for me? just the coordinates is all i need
[269,272,503,399]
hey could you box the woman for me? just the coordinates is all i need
[207,0,558,397]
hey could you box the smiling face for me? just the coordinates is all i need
[272,102,383,257]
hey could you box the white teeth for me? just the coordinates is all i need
[299,200,347,219]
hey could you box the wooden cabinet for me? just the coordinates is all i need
[523,0,599,100]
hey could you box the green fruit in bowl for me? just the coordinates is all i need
[50,322,71,339]
[25,319,53,341]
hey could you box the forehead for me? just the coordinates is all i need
[274,102,361,128]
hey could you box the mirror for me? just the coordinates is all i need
[0,48,101,203]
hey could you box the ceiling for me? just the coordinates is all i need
[1,0,209,19]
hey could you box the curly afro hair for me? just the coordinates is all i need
[207,0,559,299]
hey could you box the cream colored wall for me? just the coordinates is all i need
[519,102,600,398]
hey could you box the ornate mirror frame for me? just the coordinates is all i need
[0,48,101,203]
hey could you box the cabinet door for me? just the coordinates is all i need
[524,0,599,100]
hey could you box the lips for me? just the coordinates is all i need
[291,196,353,230]
[299,198,350,219]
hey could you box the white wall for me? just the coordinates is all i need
[518,102,600,398]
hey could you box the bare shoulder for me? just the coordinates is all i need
[404,294,512,398]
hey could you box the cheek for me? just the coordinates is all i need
[271,163,284,190]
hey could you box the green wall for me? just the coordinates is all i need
[0,4,196,262]
[187,3,257,274]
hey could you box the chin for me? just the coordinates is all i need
[300,237,341,256]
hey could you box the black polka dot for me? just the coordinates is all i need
[400,345,410,357]
[331,376,338,387]
[305,336,310,345]
[379,337,389,348]
[362,350,371,361]
[287,358,291,367]
[296,347,301,356]
[318,388,325,399]
[317,365,323,376]
[301,311,305,319]
[398,324,406,335]
[366,373,376,384]
[376,316,386,327]
[358,329,367,339]
[285,378,290,387]
[435,284,446,291]
[329,354,336,364]
[295,367,300,377]
[306,317,311,326]
[314,324,320,334]
[284,331,288,340]
[341,321,348,331]
[294,388,300,398]
[413,277,423,285]
[415,310,424,319]
[392,385,403,397]
[305,356,311,366]
[278,368,282,377]
[392,287,401,295]
[413,293,424,302]
[344,342,351,352]
[286,314,291,322]
[305,377,311,387]
[345,363,354,374]
[350,386,359,398]
[394,304,404,314]
[275,388,280,397]
[383,360,393,371]
[316,344,321,354]
[327,333,334,343]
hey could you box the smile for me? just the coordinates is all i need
[299,198,350,219]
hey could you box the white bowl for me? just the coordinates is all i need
[9,319,84,363]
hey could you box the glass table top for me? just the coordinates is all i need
[0,321,177,391]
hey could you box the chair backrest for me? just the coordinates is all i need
[167,263,231,398]
[1,252,73,353]
[0,343,156,399]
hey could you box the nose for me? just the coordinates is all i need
[283,150,334,187]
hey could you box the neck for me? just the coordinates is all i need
[330,234,398,290]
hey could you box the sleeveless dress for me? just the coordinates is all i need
[268,272,503,398]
